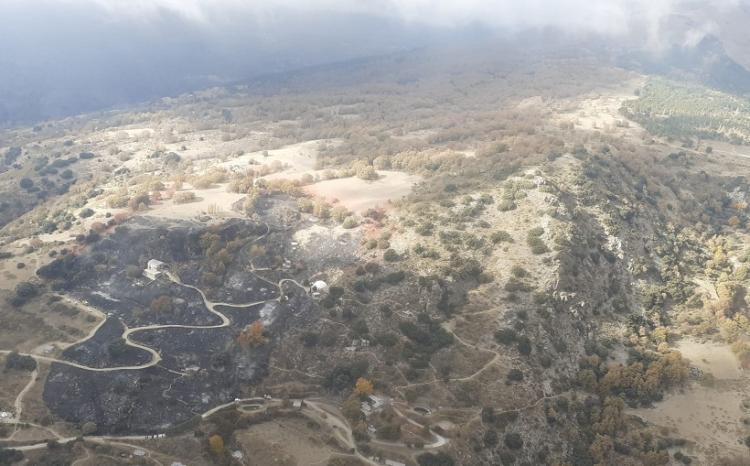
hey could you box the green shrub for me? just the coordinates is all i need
[505,278,532,292]
[516,336,532,355]
[504,432,524,450]
[506,369,524,382]
[527,227,544,237]
[417,452,455,466]
[106,193,130,208]
[342,216,359,229]
[384,271,405,284]
[490,230,513,243]
[383,249,399,262]
[173,192,197,204]
[5,351,37,371]
[15,281,39,298]
[526,229,549,254]
[498,199,516,211]
[494,328,517,345]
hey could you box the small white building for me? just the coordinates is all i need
[311,280,328,294]
[351,338,370,349]
[143,259,169,280]
[368,395,386,410]
[362,395,388,416]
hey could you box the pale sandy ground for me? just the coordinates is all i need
[632,384,749,461]
[141,185,245,221]
[236,419,334,466]
[305,171,421,213]
[0,243,42,291]
[293,224,336,248]
[554,77,646,134]
[92,133,420,225]
[215,138,425,215]
[677,338,743,380]
[632,339,750,463]
[217,139,327,175]
[457,150,476,158]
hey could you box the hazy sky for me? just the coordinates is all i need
[5,0,744,40]
[0,0,746,124]
[40,0,741,34]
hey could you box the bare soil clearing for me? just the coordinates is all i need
[218,139,328,176]
[143,185,245,221]
[677,338,742,380]
[632,339,750,462]
[555,78,645,132]
[632,384,750,461]
[236,418,335,466]
[306,171,422,213]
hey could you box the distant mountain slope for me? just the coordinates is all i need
[616,35,750,97]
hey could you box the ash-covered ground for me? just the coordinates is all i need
[39,216,312,434]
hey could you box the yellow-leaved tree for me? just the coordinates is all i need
[208,434,224,455]
[354,377,374,397]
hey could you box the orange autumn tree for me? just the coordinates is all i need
[208,434,224,455]
[354,377,374,397]
[238,321,267,347]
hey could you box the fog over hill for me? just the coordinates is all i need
[0,0,748,125]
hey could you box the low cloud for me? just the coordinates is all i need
[35,0,741,38]
[0,0,746,123]
[5,0,745,53]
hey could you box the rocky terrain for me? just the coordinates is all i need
[1,40,750,466]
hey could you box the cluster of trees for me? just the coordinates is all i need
[494,327,532,356]
[198,227,250,288]
[0,447,23,465]
[4,146,21,165]
[5,351,37,371]
[325,360,369,394]
[12,281,39,307]
[417,452,455,466]
[298,197,361,229]
[577,350,689,405]
[349,262,406,296]
[398,314,454,372]
[350,160,378,180]
[105,185,154,212]
[621,78,750,144]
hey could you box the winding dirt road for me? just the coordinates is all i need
[0,221,448,463]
